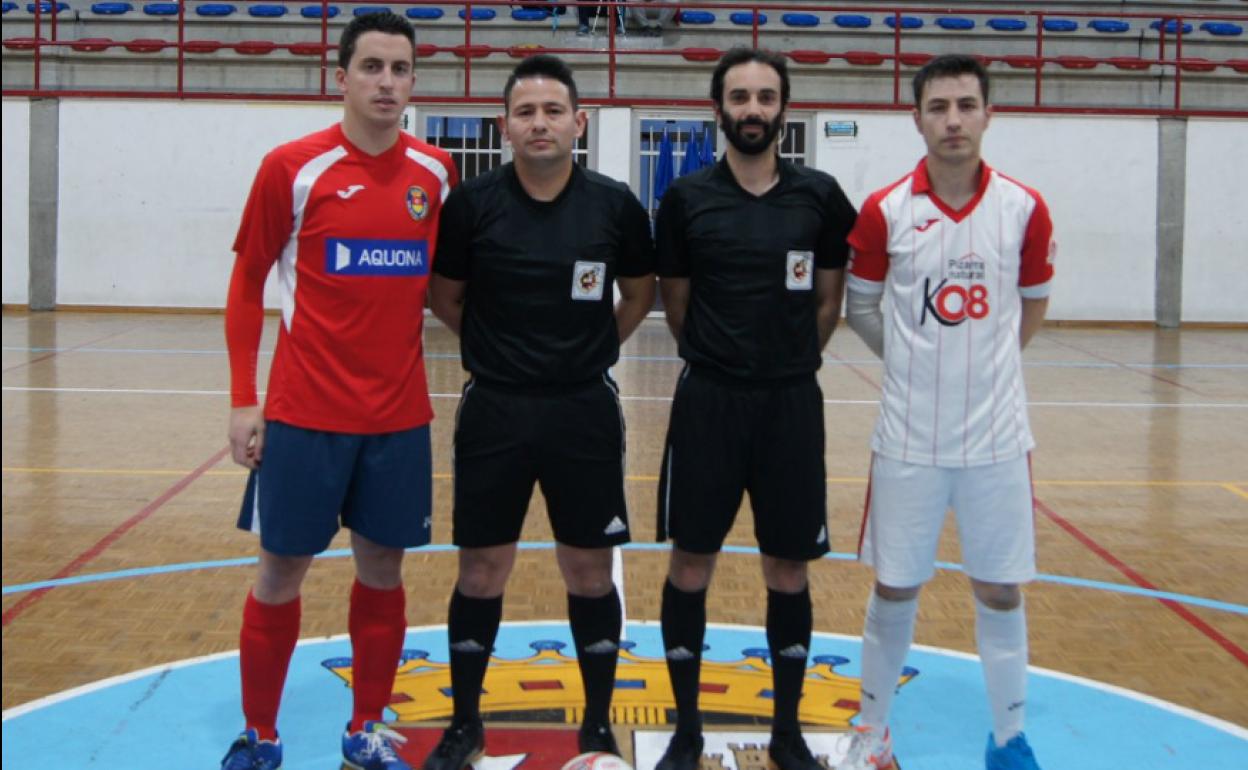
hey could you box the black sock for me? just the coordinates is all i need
[447,588,503,724]
[766,586,812,736]
[661,579,707,735]
[568,587,623,727]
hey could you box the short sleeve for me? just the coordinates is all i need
[232,150,294,266]
[615,189,657,278]
[815,179,858,270]
[1018,191,1055,298]
[846,192,891,285]
[432,186,473,281]
[654,185,689,278]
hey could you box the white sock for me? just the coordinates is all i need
[975,596,1028,747]
[857,593,919,729]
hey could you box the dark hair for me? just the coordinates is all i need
[504,54,579,111]
[912,54,990,106]
[338,11,416,70]
[710,47,790,109]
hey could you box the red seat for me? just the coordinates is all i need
[1108,56,1151,71]
[508,44,545,59]
[844,50,885,66]
[184,40,224,53]
[416,43,438,57]
[3,37,46,51]
[289,42,325,56]
[234,40,276,55]
[788,49,830,65]
[1226,59,1248,74]
[1178,57,1216,73]
[451,44,490,59]
[1056,55,1098,70]
[71,37,113,52]
[125,38,168,53]
[899,52,933,67]
[681,47,722,62]
[1002,55,1040,69]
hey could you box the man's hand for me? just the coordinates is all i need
[229,405,266,469]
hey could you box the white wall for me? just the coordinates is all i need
[1183,119,1248,323]
[813,111,1159,322]
[2,99,31,305]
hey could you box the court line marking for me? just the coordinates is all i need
[4,620,1247,744]
[1043,337,1210,397]
[3,386,1245,409]
[1222,484,1248,501]
[0,328,132,374]
[5,345,1247,370]
[3,543,1245,617]
[1035,498,1248,668]
[0,446,231,628]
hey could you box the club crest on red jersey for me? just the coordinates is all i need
[407,186,430,221]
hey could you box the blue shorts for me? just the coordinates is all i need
[236,420,433,556]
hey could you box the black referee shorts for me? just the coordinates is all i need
[452,375,631,549]
[657,366,829,560]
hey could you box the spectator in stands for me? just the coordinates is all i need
[578,1,623,36]
[627,0,673,37]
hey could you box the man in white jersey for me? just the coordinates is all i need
[836,54,1054,770]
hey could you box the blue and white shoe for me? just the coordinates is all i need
[342,720,412,770]
[985,732,1042,770]
[221,728,282,770]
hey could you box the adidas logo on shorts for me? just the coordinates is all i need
[449,638,487,653]
[777,643,809,659]
[665,646,696,661]
[583,639,620,654]
[603,516,627,535]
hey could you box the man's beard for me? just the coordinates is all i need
[720,112,783,155]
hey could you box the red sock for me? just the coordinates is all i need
[348,579,407,732]
[240,590,301,741]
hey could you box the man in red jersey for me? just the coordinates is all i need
[221,12,456,770]
[836,55,1052,770]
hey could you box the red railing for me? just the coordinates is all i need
[4,1,1247,116]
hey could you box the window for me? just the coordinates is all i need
[420,111,592,182]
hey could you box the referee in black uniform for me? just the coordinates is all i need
[422,55,656,770]
[653,48,857,770]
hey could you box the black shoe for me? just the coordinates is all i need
[768,731,823,770]
[422,719,485,770]
[656,730,704,770]
[578,721,621,755]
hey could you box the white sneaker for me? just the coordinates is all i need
[836,725,893,770]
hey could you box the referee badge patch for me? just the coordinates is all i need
[786,250,814,291]
[571,261,606,301]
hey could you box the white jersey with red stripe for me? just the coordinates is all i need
[847,158,1055,467]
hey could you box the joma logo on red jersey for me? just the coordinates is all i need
[921,278,990,326]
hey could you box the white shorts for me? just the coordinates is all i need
[858,453,1036,587]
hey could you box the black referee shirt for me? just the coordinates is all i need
[435,162,656,387]
[656,157,857,381]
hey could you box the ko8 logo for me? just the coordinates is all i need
[921,278,990,326]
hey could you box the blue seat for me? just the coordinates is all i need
[2,1,18,11]
[26,1,69,11]
[936,17,974,31]
[195,3,237,16]
[300,4,337,17]
[248,4,286,17]
[679,10,715,25]
[457,8,495,21]
[1150,20,1193,35]
[780,13,818,28]
[91,2,132,13]
[353,5,388,16]
[143,1,176,12]
[1200,22,1242,37]
[833,14,870,29]
[729,11,765,26]
[987,18,1027,32]
[405,6,440,19]
[511,8,547,21]
[883,16,923,30]
[1042,19,1078,33]
[1089,20,1129,34]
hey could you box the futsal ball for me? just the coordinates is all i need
[559,752,635,770]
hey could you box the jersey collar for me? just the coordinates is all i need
[912,157,992,223]
[714,155,790,199]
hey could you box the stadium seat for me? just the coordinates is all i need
[124,38,168,52]
[844,50,885,66]
[899,51,933,66]
[247,4,287,17]
[987,19,1027,32]
[884,16,923,30]
[184,39,224,53]
[142,2,178,14]
[679,10,715,25]
[1178,57,1217,72]
[457,8,495,21]
[1002,55,1040,69]
[71,37,114,52]
[405,7,441,19]
[289,41,325,55]
[91,2,133,14]
[1108,56,1151,71]
[416,42,437,56]
[1089,20,1130,34]
[508,43,546,57]
[1200,22,1242,37]
[511,8,548,21]
[1225,59,1248,74]
[300,5,338,17]
[788,49,830,64]
[936,17,974,31]
[833,14,870,29]
[451,43,490,58]
[1,2,16,13]
[1042,19,1078,33]
[1150,20,1193,35]
[26,2,70,12]
[780,13,818,28]
[1056,55,1098,70]
[729,11,765,26]
[353,6,389,16]
[3,36,46,50]
[195,4,237,17]
[680,47,721,61]
[235,39,277,54]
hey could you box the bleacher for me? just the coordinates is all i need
[2,1,1245,111]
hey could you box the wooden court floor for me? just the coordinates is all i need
[2,310,1246,730]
